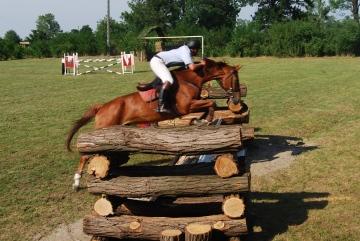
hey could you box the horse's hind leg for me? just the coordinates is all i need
[73,155,91,191]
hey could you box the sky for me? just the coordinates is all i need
[0,0,256,39]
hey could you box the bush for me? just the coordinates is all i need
[227,21,265,57]
[267,20,325,57]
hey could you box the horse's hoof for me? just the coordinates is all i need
[193,119,208,126]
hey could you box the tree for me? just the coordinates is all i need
[0,37,11,60]
[77,25,98,55]
[246,0,314,28]
[4,30,21,44]
[181,0,241,29]
[121,0,184,32]
[309,0,332,22]
[96,18,134,55]
[122,0,241,32]
[330,0,359,22]
[1,30,24,59]
[28,13,61,41]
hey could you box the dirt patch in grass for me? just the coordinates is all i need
[36,219,91,241]
[247,134,317,176]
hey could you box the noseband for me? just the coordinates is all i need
[217,69,239,93]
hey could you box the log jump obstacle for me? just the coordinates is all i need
[74,71,252,241]
[78,125,253,241]
[61,52,135,76]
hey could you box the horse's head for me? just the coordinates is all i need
[203,58,242,104]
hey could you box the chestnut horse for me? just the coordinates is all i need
[66,58,241,189]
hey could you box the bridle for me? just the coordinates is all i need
[215,68,240,104]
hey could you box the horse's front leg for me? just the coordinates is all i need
[189,99,216,123]
[73,154,91,191]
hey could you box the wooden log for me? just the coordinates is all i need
[185,223,212,241]
[93,195,114,216]
[228,101,242,113]
[157,118,193,127]
[213,108,250,125]
[90,236,108,241]
[87,173,250,198]
[157,112,206,127]
[157,195,246,218]
[103,197,223,217]
[83,214,247,240]
[160,229,182,241]
[174,155,199,165]
[200,84,247,99]
[171,196,224,204]
[77,125,249,154]
[222,195,245,218]
[108,162,216,177]
[87,155,110,179]
[214,153,240,178]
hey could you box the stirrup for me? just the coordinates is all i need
[156,104,172,114]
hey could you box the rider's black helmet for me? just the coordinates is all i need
[187,40,201,50]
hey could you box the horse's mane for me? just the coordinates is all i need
[171,63,205,77]
[170,59,231,80]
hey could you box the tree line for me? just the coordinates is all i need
[1,0,359,60]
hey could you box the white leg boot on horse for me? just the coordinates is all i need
[72,155,91,191]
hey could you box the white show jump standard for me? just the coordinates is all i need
[61,52,135,76]
[62,53,78,76]
[121,51,135,74]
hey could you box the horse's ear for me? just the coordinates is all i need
[235,65,242,70]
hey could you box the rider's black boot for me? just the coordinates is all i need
[156,81,172,114]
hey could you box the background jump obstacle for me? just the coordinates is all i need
[61,52,135,76]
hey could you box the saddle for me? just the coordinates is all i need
[137,77,162,92]
[137,77,162,102]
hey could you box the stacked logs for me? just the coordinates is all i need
[78,125,252,241]
[79,83,253,241]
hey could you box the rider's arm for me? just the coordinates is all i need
[188,60,206,71]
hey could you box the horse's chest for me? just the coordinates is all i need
[177,86,199,100]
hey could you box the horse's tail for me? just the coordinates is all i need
[66,104,103,152]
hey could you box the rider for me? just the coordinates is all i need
[137,40,205,113]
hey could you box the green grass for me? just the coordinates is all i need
[0,57,359,240]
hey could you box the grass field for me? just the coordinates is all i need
[0,57,359,241]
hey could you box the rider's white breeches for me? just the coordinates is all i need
[150,57,174,84]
